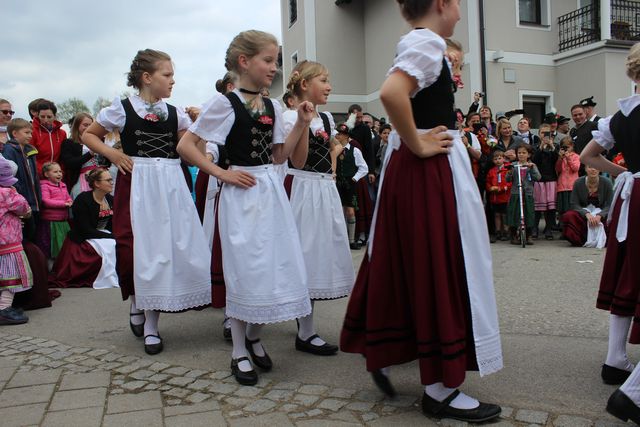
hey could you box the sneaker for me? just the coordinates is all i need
[0,307,28,325]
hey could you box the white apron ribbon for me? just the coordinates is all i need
[609,171,640,243]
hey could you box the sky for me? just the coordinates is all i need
[2,0,282,121]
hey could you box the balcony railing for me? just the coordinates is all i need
[558,0,640,52]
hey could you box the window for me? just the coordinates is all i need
[291,52,298,70]
[522,97,547,129]
[519,0,542,25]
[289,0,298,27]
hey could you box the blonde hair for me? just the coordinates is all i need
[538,122,551,132]
[225,30,278,72]
[70,112,93,143]
[42,162,61,176]
[496,118,512,137]
[626,42,640,81]
[7,118,30,138]
[286,60,329,98]
[127,49,172,89]
[445,39,463,52]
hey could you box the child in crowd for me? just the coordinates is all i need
[37,162,72,267]
[2,118,41,243]
[31,100,67,175]
[341,0,503,423]
[555,137,580,221]
[486,150,512,242]
[507,144,541,245]
[334,123,369,250]
[0,157,32,324]
[533,123,559,239]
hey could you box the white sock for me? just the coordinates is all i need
[347,218,356,243]
[230,318,252,372]
[223,316,231,328]
[358,232,366,242]
[297,301,326,346]
[246,323,266,357]
[620,363,640,406]
[425,383,479,410]
[0,291,14,310]
[143,311,160,345]
[130,297,145,326]
[379,366,390,376]
[606,314,634,371]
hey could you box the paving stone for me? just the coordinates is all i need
[369,411,439,426]
[165,411,226,427]
[225,396,253,407]
[294,393,321,406]
[45,358,67,366]
[317,398,349,411]
[148,373,169,383]
[297,419,362,427]
[164,400,221,416]
[328,388,356,398]
[99,362,122,371]
[107,390,163,413]
[59,371,111,390]
[272,381,301,390]
[41,407,103,427]
[185,369,208,378]
[111,389,124,394]
[307,409,324,417]
[144,383,160,390]
[160,385,172,391]
[14,336,33,342]
[281,403,299,412]
[167,376,196,387]
[362,412,380,422]
[209,370,231,380]
[164,366,190,376]
[65,355,88,363]
[209,382,238,394]
[34,347,56,355]
[234,385,262,397]
[148,362,171,372]
[129,369,154,380]
[164,387,190,398]
[102,409,163,427]
[290,412,306,419]
[121,380,147,391]
[187,379,212,391]
[553,415,593,427]
[40,340,60,347]
[255,377,272,388]
[113,379,124,385]
[0,349,20,356]
[515,409,549,425]
[265,389,294,401]
[440,418,468,426]
[381,405,397,413]
[298,384,329,395]
[166,399,182,405]
[0,402,47,427]
[330,410,362,423]
[99,352,123,362]
[117,355,139,363]
[28,338,47,344]
[69,347,90,354]
[229,412,295,427]
[501,406,514,418]
[354,389,384,402]
[0,366,16,381]
[79,358,103,367]
[50,387,107,411]
[0,356,24,368]
[0,384,55,407]
[345,401,375,412]
[243,398,277,413]
[86,349,109,357]
[115,364,138,374]
[595,419,628,427]
[131,359,154,369]
[383,394,417,407]
[187,392,211,403]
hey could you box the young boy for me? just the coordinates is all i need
[2,118,42,242]
[334,122,368,250]
[485,150,512,242]
[31,100,66,175]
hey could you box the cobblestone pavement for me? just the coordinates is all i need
[0,332,628,426]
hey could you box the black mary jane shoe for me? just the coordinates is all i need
[144,334,163,355]
[222,318,232,342]
[295,334,339,356]
[607,389,640,424]
[371,369,396,398]
[129,312,145,338]
[602,364,633,385]
[231,356,258,386]
[245,337,273,371]
[422,390,501,423]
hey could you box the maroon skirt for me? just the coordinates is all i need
[349,141,373,237]
[112,171,135,300]
[597,179,640,342]
[13,242,55,310]
[340,144,477,388]
[562,210,588,247]
[48,238,101,288]
[194,170,209,223]
[210,189,225,309]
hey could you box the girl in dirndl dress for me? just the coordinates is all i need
[82,49,211,356]
[282,61,354,356]
[580,42,640,424]
[340,0,502,423]
[178,30,315,386]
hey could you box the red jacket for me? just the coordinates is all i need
[31,117,67,176]
[486,164,512,205]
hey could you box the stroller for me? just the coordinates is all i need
[513,163,527,248]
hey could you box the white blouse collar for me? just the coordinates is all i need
[617,94,640,116]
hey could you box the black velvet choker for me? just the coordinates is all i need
[239,88,261,95]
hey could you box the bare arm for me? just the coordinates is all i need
[82,122,133,175]
[272,101,314,168]
[580,140,626,177]
[330,139,341,176]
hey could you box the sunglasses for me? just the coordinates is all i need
[0,110,15,115]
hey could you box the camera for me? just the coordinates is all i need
[475,92,485,98]
[542,131,551,138]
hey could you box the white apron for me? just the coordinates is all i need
[288,169,355,299]
[86,234,119,290]
[130,157,212,311]
[217,164,311,323]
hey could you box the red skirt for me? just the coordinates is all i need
[13,242,55,310]
[210,189,225,308]
[112,171,135,300]
[562,210,588,246]
[48,238,101,288]
[194,170,209,223]
[349,141,373,237]
[597,179,640,342]
[340,144,477,388]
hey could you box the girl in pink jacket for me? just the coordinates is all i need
[0,157,32,324]
[37,162,72,262]
[556,137,581,219]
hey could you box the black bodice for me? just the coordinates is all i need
[120,98,179,159]
[610,106,640,173]
[290,112,333,174]
[410,58,456,130]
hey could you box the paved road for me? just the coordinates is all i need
[0,238,633,426]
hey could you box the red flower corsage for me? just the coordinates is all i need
[315,130,329,142]
[144,113,160,122]
[257,115,273,125]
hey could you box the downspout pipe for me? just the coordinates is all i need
[479,0,488,104]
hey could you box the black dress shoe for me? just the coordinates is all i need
[607,389,640,424]
[371,369,396,398]
[231,357,258,386]
[129,313,145,338]
[422,390,501,423]
[144,334,163,355]
[295,334,339,356]
[245,337,273,371]
[222,318,232,342]
[350,242,361,250]
[602,364,633,385]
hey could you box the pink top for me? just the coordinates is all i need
[555,152,581,192]
[40,180,72,221]
[0,187,30,248]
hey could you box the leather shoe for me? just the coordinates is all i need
[350,242,361,250]
[222,318,232,342]
[422,390,501,422]
[129,312,145,338]
[602,364,633,385]
[231,357,258,386]
[144,334,163,355]
[371,369,396,398]
[295,334,338,356]
[245,337,273,371]
[607,389,640,424]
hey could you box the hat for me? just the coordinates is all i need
[557,115,570,124]
[0,156,18,187]
[579,96,597,107]
[495,111,507,121]
[335,122,350,135]
[543,113,557,124]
